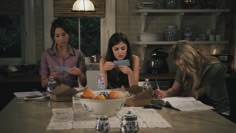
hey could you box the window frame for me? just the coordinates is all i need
[0,0,35,65]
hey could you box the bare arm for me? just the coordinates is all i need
[124,55,140,87]
[77,52,87,87]
[156,80,181,98]
[99,57,115,89]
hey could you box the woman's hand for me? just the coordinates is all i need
[118,65,132,75]
[103,61,115,71]
[67,67,81,76]
[50,70,59,78]
[154,89,167,99]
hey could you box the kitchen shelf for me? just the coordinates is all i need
[137,9,230,33]
[134,8,231,72]
[133,41,229,46]
[136,9,230,14]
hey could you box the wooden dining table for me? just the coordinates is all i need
[0,97,236,133]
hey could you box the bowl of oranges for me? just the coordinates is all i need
[73,88,132,117]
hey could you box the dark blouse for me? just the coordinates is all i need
[107,67,130,89]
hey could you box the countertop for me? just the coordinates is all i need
[1,98,236,133]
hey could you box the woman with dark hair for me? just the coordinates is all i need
[40,18,87,88]
[99,32,140,89]
[156,40,230,114]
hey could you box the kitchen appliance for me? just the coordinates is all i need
[217,49,233,73]
[148,48,169,74]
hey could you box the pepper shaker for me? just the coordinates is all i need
[95,115,110,133]
[120,111,139,133]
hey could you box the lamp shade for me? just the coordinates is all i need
[72,0,95,11]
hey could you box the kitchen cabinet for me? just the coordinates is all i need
[133,8,231,69]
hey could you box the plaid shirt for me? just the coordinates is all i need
[40,45,86,87]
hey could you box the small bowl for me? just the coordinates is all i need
[73,90,132,117]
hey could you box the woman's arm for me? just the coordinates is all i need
[156,80,181,98]
[77,51,87,87]
[128,55,140,87]
[165,80,181,96]
[116,55,140,87]
[99,57,107,89]
[68,51,87,87]
[117,55,140,87]
[99,57,115,89]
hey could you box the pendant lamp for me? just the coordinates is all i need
[72,0,95,11]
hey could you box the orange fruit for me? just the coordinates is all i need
[109,90,125,99]
[95,94,106,100]
[81,89,96,99]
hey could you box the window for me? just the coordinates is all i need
[59,17,101,57]
[0,15,21,58]
[53,0,105,57]
[0,0,24,65]
[45,0,116,60]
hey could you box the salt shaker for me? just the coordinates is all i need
[120,111,139,133]
[95,115,110,133]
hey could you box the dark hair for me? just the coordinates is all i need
[105,32,133,64]
[50,18,71,47]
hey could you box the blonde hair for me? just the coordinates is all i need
[170,40,219,98]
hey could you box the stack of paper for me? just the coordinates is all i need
[162,97,214,112]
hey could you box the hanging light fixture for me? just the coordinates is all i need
[72,0,95,11]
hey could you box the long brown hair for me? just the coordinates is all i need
[169,40,219,98]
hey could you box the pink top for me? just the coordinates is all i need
[40,46,86,87]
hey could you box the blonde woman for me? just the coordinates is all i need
[156,40,230,114]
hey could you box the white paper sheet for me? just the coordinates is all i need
[47,108,74,130]
[14,91,43,98]
[162,97,214,112]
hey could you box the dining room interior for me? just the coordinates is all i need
[0,0,236,132]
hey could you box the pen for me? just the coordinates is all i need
[155,79,160,91]
[154,79,161,99]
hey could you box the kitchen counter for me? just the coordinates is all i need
[0,72,176,86]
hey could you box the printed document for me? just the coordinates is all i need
[162,97,214,112]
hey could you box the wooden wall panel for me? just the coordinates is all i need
[0,0,24,15]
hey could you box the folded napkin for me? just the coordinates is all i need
[50,84,79,102]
